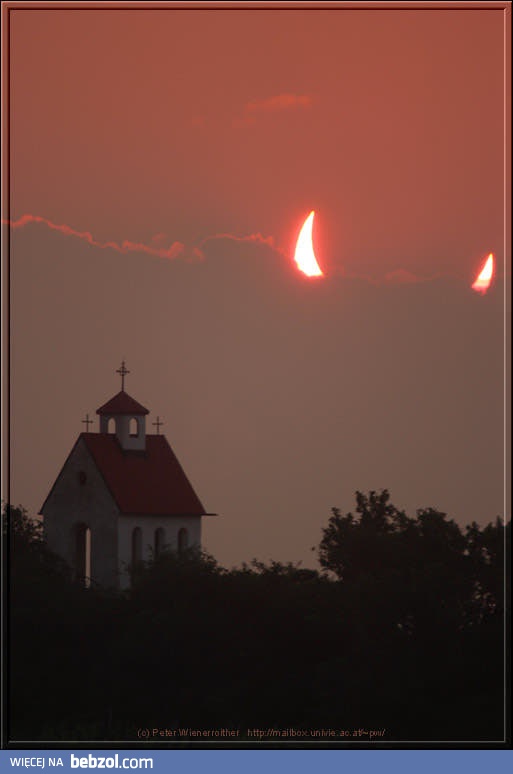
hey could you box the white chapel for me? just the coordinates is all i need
[41,362,212,590]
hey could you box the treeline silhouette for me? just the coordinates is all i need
[6,491,508,743]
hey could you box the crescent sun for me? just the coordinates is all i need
[294,211,323,277]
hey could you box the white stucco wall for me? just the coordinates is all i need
[42,438,120,589]
[99,414,146,450]
[42,436,204,591]
[118,514,202,589]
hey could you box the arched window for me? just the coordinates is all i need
[131,527,143,570]
[154,527,166,559]
[74,523,91,588]
[107,417,116,434]
[177,527,189,553]
[129,417,139,436]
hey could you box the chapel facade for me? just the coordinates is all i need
[41,362,211,590]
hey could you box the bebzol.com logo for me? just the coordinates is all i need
[71,755,153,769]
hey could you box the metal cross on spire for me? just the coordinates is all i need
[82,413,93,432]
[152,416,164,435]
[116,360,130,391]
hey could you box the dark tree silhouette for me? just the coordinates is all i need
[5,497,507,743]
[317,489,505,629]
[315,490,507,741]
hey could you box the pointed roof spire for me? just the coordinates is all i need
[96,392,149,416]
[97,361,149,416]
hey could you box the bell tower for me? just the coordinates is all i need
[96,360,149,451]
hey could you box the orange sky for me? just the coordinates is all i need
[9,4,506,278]
[5,3,510,568]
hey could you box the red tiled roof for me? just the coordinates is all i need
[96,391,149,416]
[81,433,207,516]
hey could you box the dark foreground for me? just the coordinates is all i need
[7,493,508,744]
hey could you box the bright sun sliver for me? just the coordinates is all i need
[294,211,323,277]
[472,253,494,294]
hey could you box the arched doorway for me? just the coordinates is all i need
[154,527,166,559]
[131,527,143,573]
[177,527,189,553]
[74,523,91,588]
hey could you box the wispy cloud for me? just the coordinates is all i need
[233,93,312,128]
[2,214,285,265]
[3,214,186,260]
[200,231,278,250]
[197,231,287,261]
[2,213,455,287]
[190,115,206,129]
[246,94,312,114]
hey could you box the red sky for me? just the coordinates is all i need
[5,3,510,569]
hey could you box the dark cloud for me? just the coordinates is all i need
[4,214,186,261]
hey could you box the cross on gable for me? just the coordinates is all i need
[82,413,93,432]
[152,416,164,435]
[116,360,130,391]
